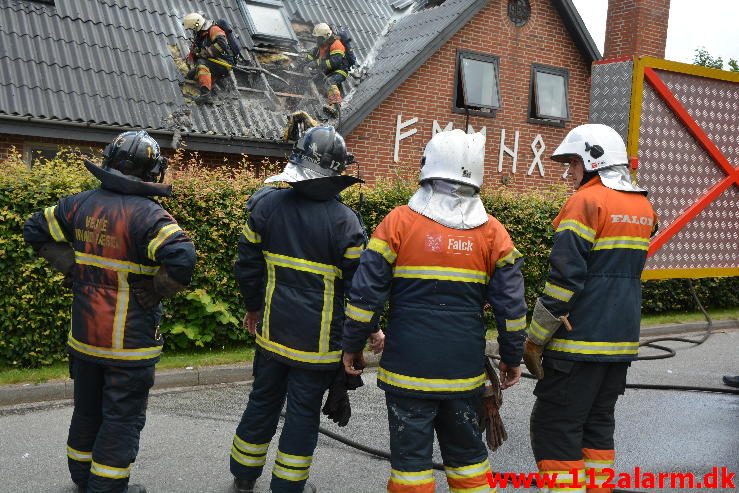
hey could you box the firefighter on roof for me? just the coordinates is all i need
[229,125,380,493]
[183,12,235,104]
[342,129,527,493]
[306,23,349,118]
[524,124,657,493]
[24,130,196,493]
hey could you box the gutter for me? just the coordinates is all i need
[0,114,292,158]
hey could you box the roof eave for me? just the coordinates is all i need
[550,0,602,64]
[0,115,291,158]
[341,0,489,134]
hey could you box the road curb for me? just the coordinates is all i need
[1,321,736,407]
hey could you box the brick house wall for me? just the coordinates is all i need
[345,0,594,192]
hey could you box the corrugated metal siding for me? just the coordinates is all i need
[0,0,287,141]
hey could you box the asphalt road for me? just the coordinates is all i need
[1,329,737,493]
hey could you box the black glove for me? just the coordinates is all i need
[322,367,364,427]
[133,279,161,311]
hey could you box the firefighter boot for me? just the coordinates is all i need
[268,482,317,493]
[195,87,214,104]
[233,478,256,493]
[723,375,739,388]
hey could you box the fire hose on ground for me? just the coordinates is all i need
[277,278,736,492]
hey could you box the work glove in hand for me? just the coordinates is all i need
[322,367,364,427]
[133,279,161,311]
[479,356,508,451]
[523,338,545,380]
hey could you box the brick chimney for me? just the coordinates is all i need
[603,0,671,60]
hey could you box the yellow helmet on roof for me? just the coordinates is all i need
[183,12,207,32]
[312,23,332,38]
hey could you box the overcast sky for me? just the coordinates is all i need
[571,0,739,66]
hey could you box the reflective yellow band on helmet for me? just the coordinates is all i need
[75,252,159,276]
[592,236,649,251]
[548,338,639,355]
[389,468,434,486]
[44,206,66,242]
[556,219,596,243]
[242,221,262,244]
[367,238,397,264]
[147,223,182,260]
[231,445,267,467]
[68,333,162,361]
[90,460,131,479]
[273,463,310,482]
[346,303,373,323]
[264,251,341,279]
[378,367,486,393]
[256,333,341,364]
[66,445,92,462]
[343,245,364,259]
[543,282,574,303]
[505,315,527,332]
[394,265,489,284]
[496,248,523,269]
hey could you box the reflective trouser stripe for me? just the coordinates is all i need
[445,460,494,492]
[583,448,615,492]
[90,460,131,479]
[273,463,309,482]
[231,435,269,467]
[538,460,586,493]
[66,445,92,462]
[388,468,435,492]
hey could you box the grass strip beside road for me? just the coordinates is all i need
[0,346,255,386]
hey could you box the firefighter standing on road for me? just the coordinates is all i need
[523,124,657,493]
[24,131,196,493]
[342,129,528,493]
[229,126,379,493]
[305,23,348,118]
[183,12,235,104]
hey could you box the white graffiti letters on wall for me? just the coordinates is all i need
[394,116,548,176]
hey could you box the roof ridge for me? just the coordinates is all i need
[0,80,178,108]
[1,54,181,84]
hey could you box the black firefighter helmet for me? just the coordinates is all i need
[102,130,168,183]
[266,125,362,200]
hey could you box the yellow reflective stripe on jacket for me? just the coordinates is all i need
[543,281,574,302]
[346,303,373,323]
[256,333,341,364]
[343,245,364,259]
[394,265,489,284]
[44,206,66,242]
[547,338,639,355]
[147,223,182,260]
[378,367,486,393]
[276,450,312,468]
[389,468,434,486]
[335,69,348,78]
[242,221,262,244]
[90,460,131,479]
[75,252,159,276]
[495,247,523,269]
[112,272,130,349]
[230,444,267,467]
[319,276,334,353]
[505,315,527,332]
[263,251,341,279]
[68,333,162,361]
[367,237,397,264]
[556,219,596,243]
[445,459,491,479]
[66,445,92,462]
[261,262,277,340]
[592,236,649,251]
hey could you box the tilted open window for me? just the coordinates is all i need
[238,0,297,44]
[529,64,570,125]
[454,50,501,116]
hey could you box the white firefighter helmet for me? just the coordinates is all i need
[419,129,485,190]
[183,12,207,32]
[552,123,646,193]
[312,23,332,38]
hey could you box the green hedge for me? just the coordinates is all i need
[1,150,736,368]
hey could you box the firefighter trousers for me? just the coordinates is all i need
[385,393,494,493]
[230,349,335,493]
[66,356,154,493]
[530,358,629,493]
